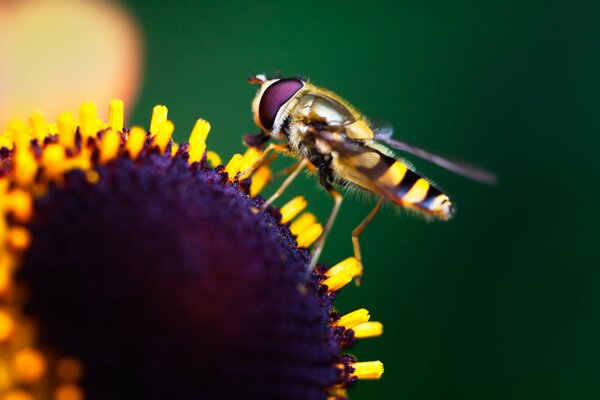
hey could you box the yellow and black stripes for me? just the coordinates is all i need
[335,148,454,219]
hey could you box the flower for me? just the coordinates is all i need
[0,101,383,399]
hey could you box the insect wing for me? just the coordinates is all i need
[374,132,497,185]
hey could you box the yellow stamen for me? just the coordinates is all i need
[0,135,13,150]
[289,212,317,236]
[0,311,15,341]
[239,147,262,179]
[108,99,124,132]
[125,126,147,159]
[57,112,76,148]
[352,321,383,339]
[100,130,121,163]
[325,257,362,279]
[152,120,174,153]
[206,151,222,168]
[6,189,33,223]
[224,154,243,178]
[350,360,384,380]
[12,349,46,383]
[187,119,211,164]
[280,196,308,224]
[14,147,37,187]
[189,118,211,142]
[296,223,323,248]
[79,102,98,139]
[7,227,31,251]
[47,123,58,135]
[42,144,67,179]
[249,166,272,197]
[53,384,83,400]
[8,120,29,148]
[28,109,48,140]
[333,308,370,329]
[322,272,352,293]
[171,143,179,157]
[150,105,168,136]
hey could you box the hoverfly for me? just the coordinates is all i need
[244,74,496,270]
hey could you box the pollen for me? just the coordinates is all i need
[5,189,33,223]
[42,144,67,179]
[352,321,383,339]
[280,196,308,224]
[249,166,272,197]
[289,212,317,236]
[350,360,384,380]
[7,227,31,251]
[296,222,323,248]
[53,384,84,400]
[333,308,370,329]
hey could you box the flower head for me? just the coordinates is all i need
[0,101,383,399]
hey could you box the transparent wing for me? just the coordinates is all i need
[374,131,498,185]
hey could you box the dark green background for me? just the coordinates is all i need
[123,1,600,398]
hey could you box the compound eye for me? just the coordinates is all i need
[259,78,303,130]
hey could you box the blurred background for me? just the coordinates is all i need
[2,0,599,398]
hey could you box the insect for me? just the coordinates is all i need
[244,74,496,270]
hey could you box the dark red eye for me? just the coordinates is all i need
[259,78,303,130]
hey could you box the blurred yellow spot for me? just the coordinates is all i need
[6,189,33,222]
[350,361,384,380]
[333,308,370,329]
[206,151,222,168]
[53,384,83,400]
[280,196,307,224]
[352,321,383,339]
[224,154,243,179]
[100,129,121,163]
[108,99,124,132]
[149,105,168,136]
[85,170,100,184]
[56,358,83,382]
[126,126,147,159]
[42,144,67,178]
[0,311,15,341]
[12,349,46,383]
[1,390,34,400]
[152,120,174,153]
[296,223,323,248]
[57,112,76,148]
[79,102,98,139]
[7,227,30,251]
[289,212,316,236]
[249,166,272,197]
[322,272,352,293]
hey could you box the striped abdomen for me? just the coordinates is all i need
[332,148,454,219]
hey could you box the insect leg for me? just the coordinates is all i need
[239,142,289,178]
[309,179,343,270]
[352,197,384,270]
[261,158,309,209]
